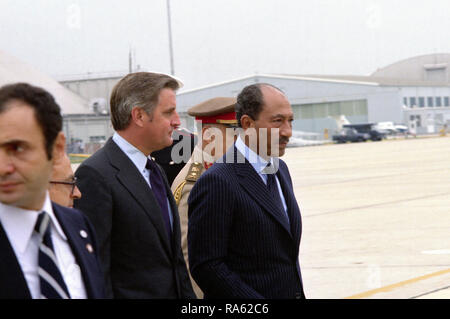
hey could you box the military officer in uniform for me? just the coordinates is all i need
[171,97,237,298]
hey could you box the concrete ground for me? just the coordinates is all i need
[283,135,450,299]
[72,135,450,299]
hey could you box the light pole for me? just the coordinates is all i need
[166,0,175,75]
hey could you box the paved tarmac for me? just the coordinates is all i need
[71,135,450,299]
[283,135,450,299]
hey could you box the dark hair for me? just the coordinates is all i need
[110,72,180,130]
[0,83,62,159]
[235,83,284,127]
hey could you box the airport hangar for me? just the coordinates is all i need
[56,53,450,146]
[175,54,450,137]
[0,49,113,154]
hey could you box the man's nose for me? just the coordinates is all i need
[172,110,181,127]
[0,151,15,176]
[72,186,82,199]
[280,121,292,138]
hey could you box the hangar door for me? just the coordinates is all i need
[292,99,368,134]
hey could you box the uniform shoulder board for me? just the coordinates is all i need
[173,180,187,206]
[172,162,203,206]
[186,162,203,182]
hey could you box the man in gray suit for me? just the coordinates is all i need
[74,72,195,299]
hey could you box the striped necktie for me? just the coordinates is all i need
[265,163,290,224]
[34,212,71,299]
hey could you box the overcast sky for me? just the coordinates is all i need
[1,0,449,90]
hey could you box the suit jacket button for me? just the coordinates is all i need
[80,230,88,238]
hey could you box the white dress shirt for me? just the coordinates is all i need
[235,136,288,213]
[0,193,87,299]
[112,132,174,229]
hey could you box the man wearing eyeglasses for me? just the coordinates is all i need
[49,152,81,208]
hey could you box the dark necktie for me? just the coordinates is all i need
[34,212,71,299]
[146,159,172,239]
[266,169,290,224]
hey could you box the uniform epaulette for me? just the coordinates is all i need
[172,162,203,206]
[173,181,187,206]
[185,162,203,182]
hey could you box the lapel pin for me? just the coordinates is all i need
[86,243,94,253]
[80,230,88,238]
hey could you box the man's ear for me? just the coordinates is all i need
[51,131,66,164]
[130,106,148,127]
[239,114,254,130]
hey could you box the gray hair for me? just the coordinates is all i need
[110,72,179,130]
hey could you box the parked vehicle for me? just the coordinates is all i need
[374,121,409,135]
[343,123,386,141]
[332,128,370,143]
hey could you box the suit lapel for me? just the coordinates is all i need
[52,203,98,298]
[104,139,173,255]
[0,222,32,298]
[231,147,292,237]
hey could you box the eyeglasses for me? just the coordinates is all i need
[50,177,77,196]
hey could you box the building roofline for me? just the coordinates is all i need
[294,74,450,87]
[371,52,450,75]
[178,74,258,94]
[263,74,380,86]
[178,73,380,95]
[56,70,128,82]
